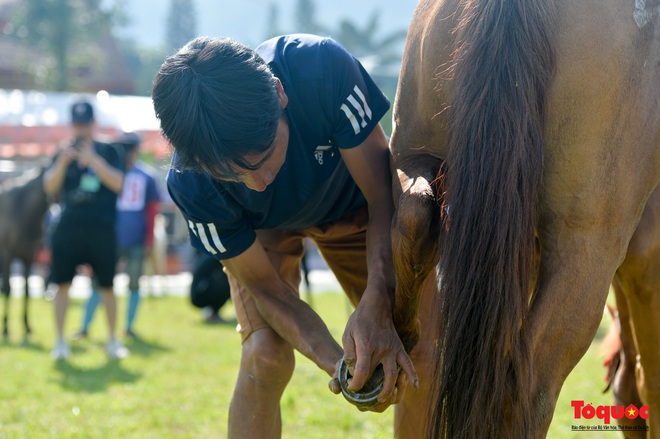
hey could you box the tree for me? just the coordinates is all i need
[118,40,168,97]
[264,2,281,41]
[166,0,198,51]
[329,10,408,137]
[294,0,326,35]
[9,0,125,91]
[334,11,407,64]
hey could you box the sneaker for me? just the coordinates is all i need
[51,340,71,360]
[205,313,229,325]
[201,306,216,321]
[202,307,230,325]
[72,330,88,340]
[125,329,138,339]
[106,339,130,359]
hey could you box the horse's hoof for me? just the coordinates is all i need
[338,358,385,408]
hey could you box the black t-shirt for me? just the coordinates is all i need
[52,140,124,230]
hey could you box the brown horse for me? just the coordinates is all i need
[389,0,660,437]
[600,183,660,438]
[0,168,51,339]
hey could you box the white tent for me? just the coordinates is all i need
[0,88,160,132]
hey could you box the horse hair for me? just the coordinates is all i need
[431,0,556,437]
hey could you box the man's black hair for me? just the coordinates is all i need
[152,37,282,179]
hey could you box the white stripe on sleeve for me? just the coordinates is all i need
[206,223,227,253]
[340,103,361,135]
[353,85,372,120]
[188,220,227,254]
[347,95,368,128]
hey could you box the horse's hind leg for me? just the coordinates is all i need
[23,269,31,336]
[626,280,660,438]
[393,272,439,439]
[617,189,660,438]
[2,271,9,339]
[610,277,647,437]
[389,149,444,437]
[390,154,444,351]
[2,294,7,339]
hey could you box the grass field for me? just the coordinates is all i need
[0,291,618,438]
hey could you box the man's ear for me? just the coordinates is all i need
[276,78,288,109]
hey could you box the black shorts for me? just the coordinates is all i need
[50,224,117,288]
[190,252,231,311]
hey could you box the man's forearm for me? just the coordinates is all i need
[43,157,69,196]
[88,155,124,193]
[364,200,396,308]
[251,285,343,376]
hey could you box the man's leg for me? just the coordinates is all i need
[50,227,77,359]
[226,230,305,438]
[89,226,127,358]
[75,278,100,338]
[53,283,71,340]
[126,291,140,334]
[52,282,72,359]
[99,287,129,359]
[308,209,369,307]
[228,328,295,439]
[99,287,117,338]
[80,289,100,334]
[124,246,144,336]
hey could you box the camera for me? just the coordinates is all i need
[71,136,85,151]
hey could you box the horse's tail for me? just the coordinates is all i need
[432,0,555,437]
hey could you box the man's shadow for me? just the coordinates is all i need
[50,335,171,392]
[52,358,142,393]
[123,335,170,357]
[2,336,48,352]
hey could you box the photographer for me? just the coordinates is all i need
[43,100,128,360]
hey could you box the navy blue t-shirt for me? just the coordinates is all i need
[167,34,390,260]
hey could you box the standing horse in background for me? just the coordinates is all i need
[0,168,51,339]
[389,0,660,437]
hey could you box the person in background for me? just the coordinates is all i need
[44,100,129,360]
[190,250,232,324]
[75,132,162,339]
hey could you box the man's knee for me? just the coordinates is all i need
[242,329,295,382]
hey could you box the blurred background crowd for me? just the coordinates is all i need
[0,0,410,326]
[0,0,414,274]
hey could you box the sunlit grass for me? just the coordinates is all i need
[0,292,615,438]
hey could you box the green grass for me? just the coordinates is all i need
[0,292,616,438]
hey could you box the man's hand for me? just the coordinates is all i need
[328,357,409,413]
[336,288,418,411]
[73,140,96,167]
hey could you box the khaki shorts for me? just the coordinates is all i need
[228,208,369,342]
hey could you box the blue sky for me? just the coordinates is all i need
[114,0,418,50]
